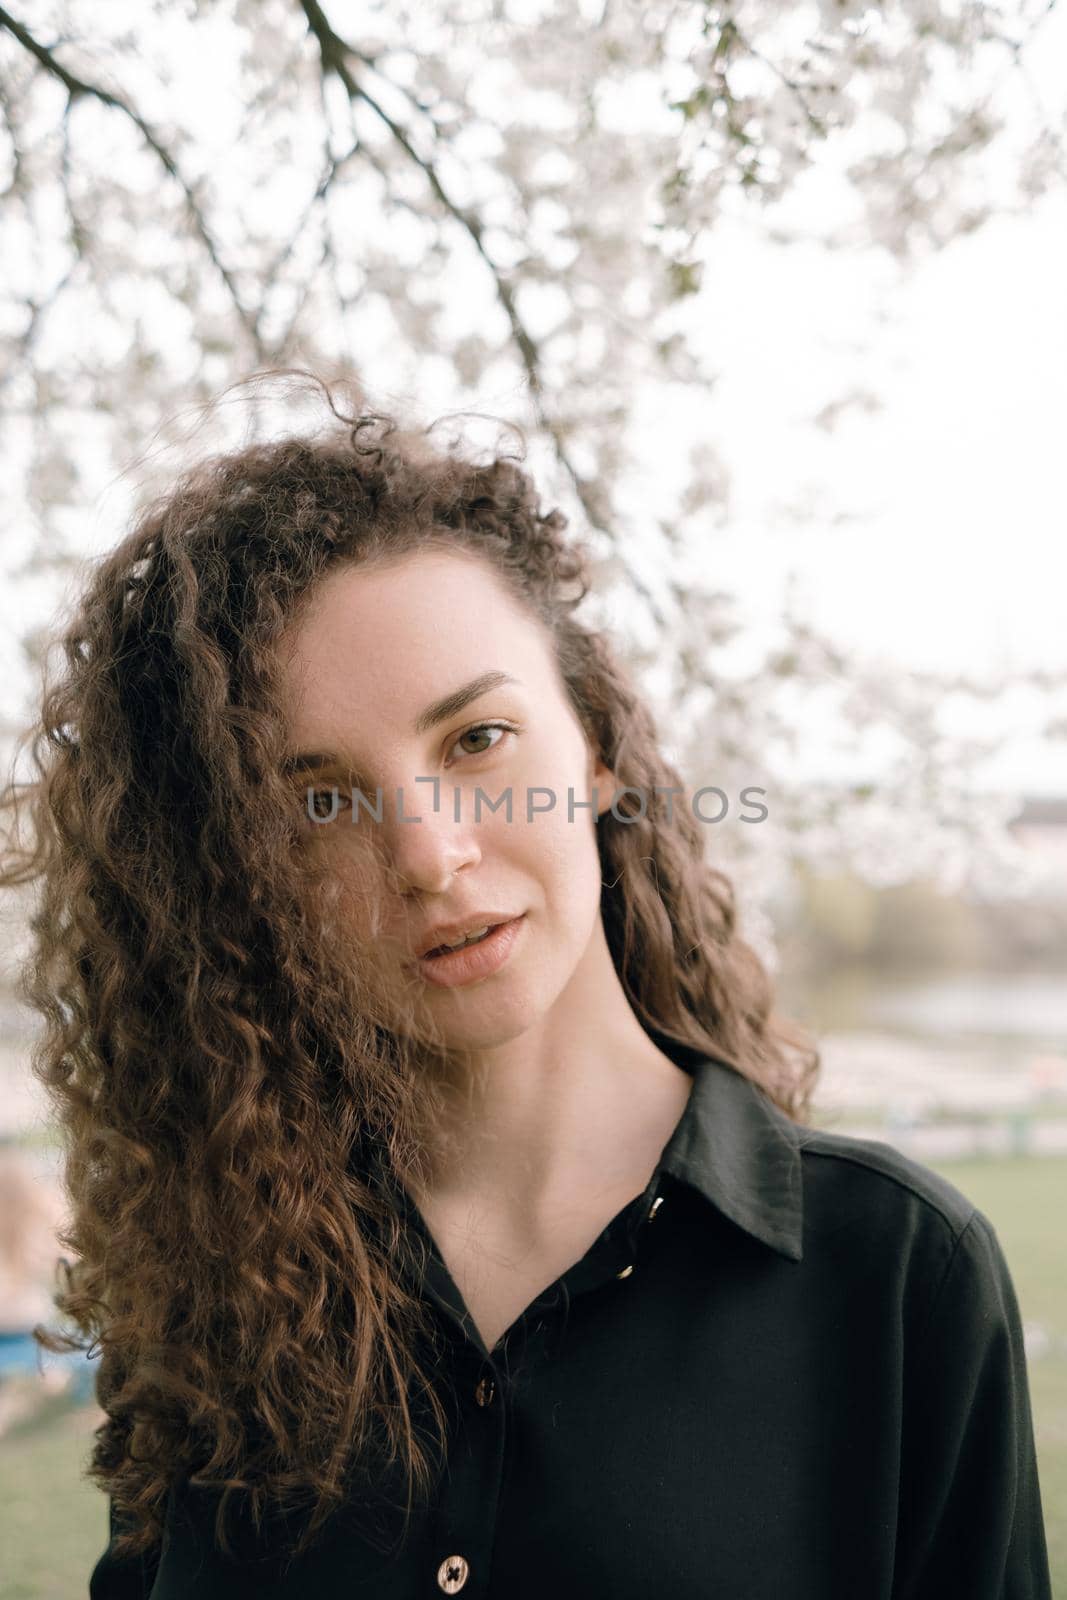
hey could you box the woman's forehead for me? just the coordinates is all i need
[289,550,529,653]
[284,551,546,677]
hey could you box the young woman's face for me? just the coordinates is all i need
[277,548,616,1052]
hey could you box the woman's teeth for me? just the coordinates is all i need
[434,925,492,955]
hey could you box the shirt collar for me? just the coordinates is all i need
[649,1034,805,1263]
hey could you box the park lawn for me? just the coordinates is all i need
[0,1392,106,1600]
[3,1155,1065,1599]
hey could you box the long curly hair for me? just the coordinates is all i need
[0,370,819,1567]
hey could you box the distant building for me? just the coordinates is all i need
[1008,795,1067,895]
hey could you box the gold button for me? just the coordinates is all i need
[616,1263,634,1278]
[648,1195,664,1220]
[474,1374,496,1406]
[437,1553,470,1592]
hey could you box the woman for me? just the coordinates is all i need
[4,374,1050,1598]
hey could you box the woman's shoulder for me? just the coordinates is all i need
[786,1129,1050,1595]
[788,1121,1028,1356]
[791,1119,985,1282]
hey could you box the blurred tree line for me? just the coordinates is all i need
[780,862,1067,978]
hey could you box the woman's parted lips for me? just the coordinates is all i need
[413,912,523,960]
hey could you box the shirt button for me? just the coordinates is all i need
[437,1554,470,1592]
[648,1195,664,1220]
[474,1373,496,1406]
[616,1263,634,1278]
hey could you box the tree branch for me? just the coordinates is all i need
[0,4,262,352]
[296,0,668,631]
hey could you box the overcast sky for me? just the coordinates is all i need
[619,188,1067,796]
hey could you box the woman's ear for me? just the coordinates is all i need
[588,748,618,819]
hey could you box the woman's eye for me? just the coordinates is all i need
[300,727,516,823]
[450,721,515,761]
[305,786,351,820]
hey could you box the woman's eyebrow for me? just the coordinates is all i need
[411,669,521,734]
[282,669,522,775]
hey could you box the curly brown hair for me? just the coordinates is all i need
[0,370,819,1567]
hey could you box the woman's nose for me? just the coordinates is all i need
[379,782,482,892]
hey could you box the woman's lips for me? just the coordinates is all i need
[415,914,526,988]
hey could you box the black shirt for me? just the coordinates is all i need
[89,1044,1053,1598]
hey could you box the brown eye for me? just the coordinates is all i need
[305,785,351,822]
[449,722,515,761]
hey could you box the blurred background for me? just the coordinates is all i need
[0,0,1064,1594]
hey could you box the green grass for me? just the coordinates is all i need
[2,1157,1065,1597]
[1,1394,106,1600]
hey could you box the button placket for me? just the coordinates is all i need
[617,1190,666,1279]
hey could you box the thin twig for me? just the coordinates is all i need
[0,4,262,351]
